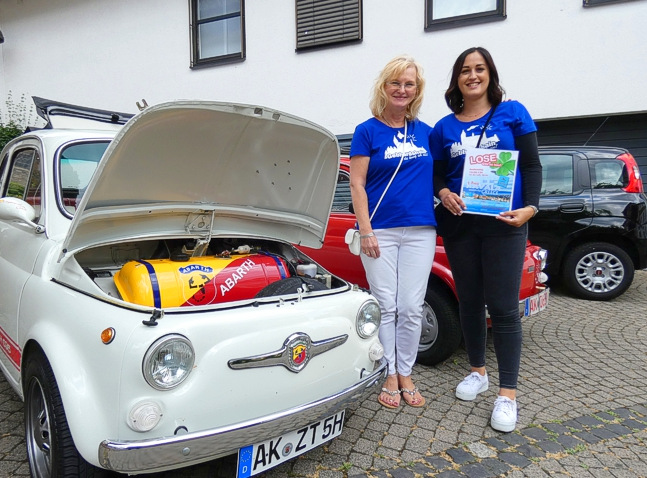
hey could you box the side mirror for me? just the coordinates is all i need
[0,197,42,231]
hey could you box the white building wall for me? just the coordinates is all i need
[0,0,645,135]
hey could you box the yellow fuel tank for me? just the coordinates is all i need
[114,253,289,308]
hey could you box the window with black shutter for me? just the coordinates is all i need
[296,0,362,51]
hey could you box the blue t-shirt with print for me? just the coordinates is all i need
[429,100,537,210]
[350,117,436,229]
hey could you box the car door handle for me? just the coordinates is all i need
[558,202,585,213]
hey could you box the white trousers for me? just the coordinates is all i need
[361,226,436,377]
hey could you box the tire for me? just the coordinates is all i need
[23,348,107,478]
[254,276,328,297]
[562,242,634,301]
[416,285,462,366]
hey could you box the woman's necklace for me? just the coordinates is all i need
[380,115,405,128]
[458,105,491,119]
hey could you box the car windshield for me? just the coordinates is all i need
[58,141,110,215]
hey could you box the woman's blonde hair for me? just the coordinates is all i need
[369,55,425,120]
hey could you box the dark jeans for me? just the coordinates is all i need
[443,215,527,390]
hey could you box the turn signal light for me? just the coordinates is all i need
[101,328,116,344]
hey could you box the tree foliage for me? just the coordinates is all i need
[0,92,35,152]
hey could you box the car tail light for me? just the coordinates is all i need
[618,153,644,193]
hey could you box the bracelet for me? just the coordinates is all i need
[527,205,539,217]
[360,232,375,239]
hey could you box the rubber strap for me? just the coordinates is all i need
[136,260,162,309]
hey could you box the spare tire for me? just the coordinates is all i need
[254,277,328,298]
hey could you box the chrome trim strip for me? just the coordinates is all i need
[99,358,387,473]
[228,332,348,373]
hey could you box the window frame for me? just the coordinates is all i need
[5,148,42,218]
[295,0,363,52]
[583,0,637,5]
[425,0,506,31]
[189,0,246,68]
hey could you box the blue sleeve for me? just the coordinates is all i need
[512,101,537,137]
[349,122,371,157]
[429,122,445,161]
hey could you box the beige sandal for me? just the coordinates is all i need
[378,387,401,409]
[401,387,426,407]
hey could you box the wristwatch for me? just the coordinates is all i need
[527,205,539,217]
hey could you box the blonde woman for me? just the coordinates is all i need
[350,55,437,408]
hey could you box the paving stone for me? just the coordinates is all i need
[561,419,583,431]
[605,423,633,436]
[457,462,495,478]
[424,456,453,471]
[479,457,511,475]
[575,415,603,427]
[446,447,475,464]
[467,442,496,458]
[389,467,414,478]
[516,443,546,458]
[483,437,509,450]
[498,452,532,468]
[573,431,603,444]
[590,427,622,440]
[500,433,530,447]
[535,440,565,453]
[593,412,616,422]
[610,407,633,419]
[622,418,647,430]
[555,434,584,449]
[521,427,551,441]
[542,423,571,434]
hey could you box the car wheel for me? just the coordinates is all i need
[24,348,106,478]
[416,285,462,366]
[563,242,634,301]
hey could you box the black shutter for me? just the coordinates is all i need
[296,0,362,50]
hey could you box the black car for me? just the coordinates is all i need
[529,145,647,300]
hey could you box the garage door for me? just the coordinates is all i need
[536,113,647,189]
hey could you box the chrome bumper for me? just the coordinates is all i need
[99,358,387,473]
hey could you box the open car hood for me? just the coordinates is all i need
[62,101,339,255]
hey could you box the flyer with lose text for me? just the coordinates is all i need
[460,147,519,216]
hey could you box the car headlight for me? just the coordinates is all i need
[143,335,195,390]
[533,248,548,271]
[356,300,381,338]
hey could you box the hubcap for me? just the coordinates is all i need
[575,251,624,293]
[418,302,439,352]
[25,378,52,477]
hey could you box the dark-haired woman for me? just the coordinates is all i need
[430,47,542,432]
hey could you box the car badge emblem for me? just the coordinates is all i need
[228,332,348,373]
[289,340,308,367]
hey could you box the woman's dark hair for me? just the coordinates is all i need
[444,47,505,114]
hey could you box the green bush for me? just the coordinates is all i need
[0,92,35,152]
[0,121,23,151]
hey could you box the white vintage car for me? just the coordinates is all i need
[0,99,386,477]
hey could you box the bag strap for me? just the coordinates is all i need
[476,104,498,148]
[369,120,408,221]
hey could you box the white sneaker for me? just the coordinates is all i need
[491,396,517,432]
[455,372,488,401]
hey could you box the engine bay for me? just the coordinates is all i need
[73,237,344,307]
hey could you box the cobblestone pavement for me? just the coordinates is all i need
[1,272,646,477]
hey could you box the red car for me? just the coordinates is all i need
[299,157,549,365]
